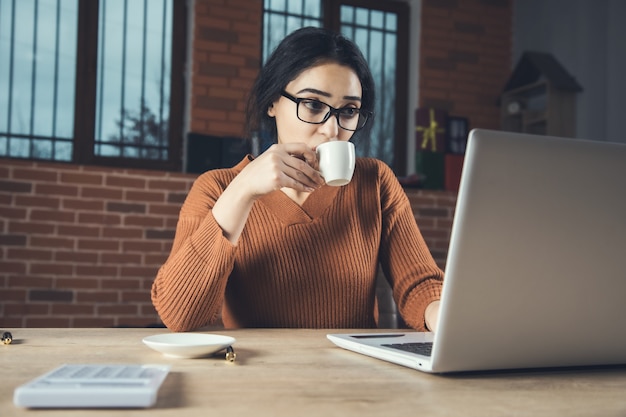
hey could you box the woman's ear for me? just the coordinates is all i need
[267,103,276,118]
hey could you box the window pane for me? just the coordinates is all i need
[0,0,77,160]
[267,0,287,11]
[341,5,354,24]
[340,5,398,168]
[55,0,78,139]
[34,1,57,137]
[95,0,172,160]
[304,0,321,18]
[0,0,13,134]
[263,0,322,63]
[287,0,302,14]
[55,140,72,161]
[10,0,35,136]
[355,7,369,26]
[371,10,384,29]
[385,13,397,31]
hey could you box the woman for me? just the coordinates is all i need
[152,27,443,332]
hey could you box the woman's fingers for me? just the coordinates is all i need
[240,144,323,196]
[282,154,324,188]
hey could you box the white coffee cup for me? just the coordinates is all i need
[316,141,356,186]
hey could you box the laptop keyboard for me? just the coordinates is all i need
[382,342,433,357]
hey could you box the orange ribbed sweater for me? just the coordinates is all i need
[152,156,443,332]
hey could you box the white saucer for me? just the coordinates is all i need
[142,333,235,359]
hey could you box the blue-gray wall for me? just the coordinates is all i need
[513,0,626,143]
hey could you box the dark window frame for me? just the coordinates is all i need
[47,0,185,171]
[327,0,409,175]
[262,0,409,174]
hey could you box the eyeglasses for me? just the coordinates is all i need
[281,91,371,132]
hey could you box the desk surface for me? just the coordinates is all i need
[2,328,626,417]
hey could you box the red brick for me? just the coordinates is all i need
[55,251,99,264]
[97,304,139,315]
[30,263,74,276]
[77,239,120,251]
[0,180,32,193]
[30,209,75,223]
[118,317,160,327]
[82,186,124,200]
[120,266,159,278]
[0,207,28,219]
[125,190,166,203]
[57,224,100,237]
[8,221,55,235]
[77,212,122,226]
[36,183,79,197]
[56,278,100,289]
[0,289,28,301]
[60,172,103,185]
[123,240,163,252]
[73,318,116,327]
[148,179,193,191]
[0,317,24,327]
[7,248,53,261]
[76,291,119,303]
[8,275,54,288]
[0,234,27,246]
[0,261,27,274]
[75,265,118,277]
[63,198,105,211]
[13,168,58,182]
[106,201,146,214]
[101,279,141,290]
[102,226,143,239]
[29,289,74,302]
[124,215,165,228]
[51,303,95,315]
[106,175,147,189]
[30,236,75,249]
[148,204,181,216]
[4,303,49,315]
[121,290,151,303]
[26,317,72,327]
[100,253,142,264]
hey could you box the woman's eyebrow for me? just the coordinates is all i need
[296,88,361,102]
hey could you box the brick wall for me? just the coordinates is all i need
[419,0,512,129]
[406,189,457,269]
[0,159,194,327]
[189,0,263,137]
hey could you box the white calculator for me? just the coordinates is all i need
[13,364,171,408]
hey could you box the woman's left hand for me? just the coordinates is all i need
[425,300,440,332]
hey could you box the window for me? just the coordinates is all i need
[262,0,409,174]
[0,0,185,170]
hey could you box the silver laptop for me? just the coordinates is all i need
[328,128,626,373]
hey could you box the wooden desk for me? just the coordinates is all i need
[2,328,626,416]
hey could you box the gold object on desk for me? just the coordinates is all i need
[2,328,626,417]
[225,346,236,362]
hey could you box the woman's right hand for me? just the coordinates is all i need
[235,143,324,197]
[212,143,325,244]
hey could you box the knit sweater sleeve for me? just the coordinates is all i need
[375,161,444,331]
[151,165,242,332]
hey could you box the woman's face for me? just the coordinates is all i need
[268,62,362,148]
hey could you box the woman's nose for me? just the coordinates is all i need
[318,113,340,138]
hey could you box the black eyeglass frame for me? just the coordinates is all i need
[280,91,372,132]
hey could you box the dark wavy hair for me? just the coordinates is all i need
[245,26,375,144]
